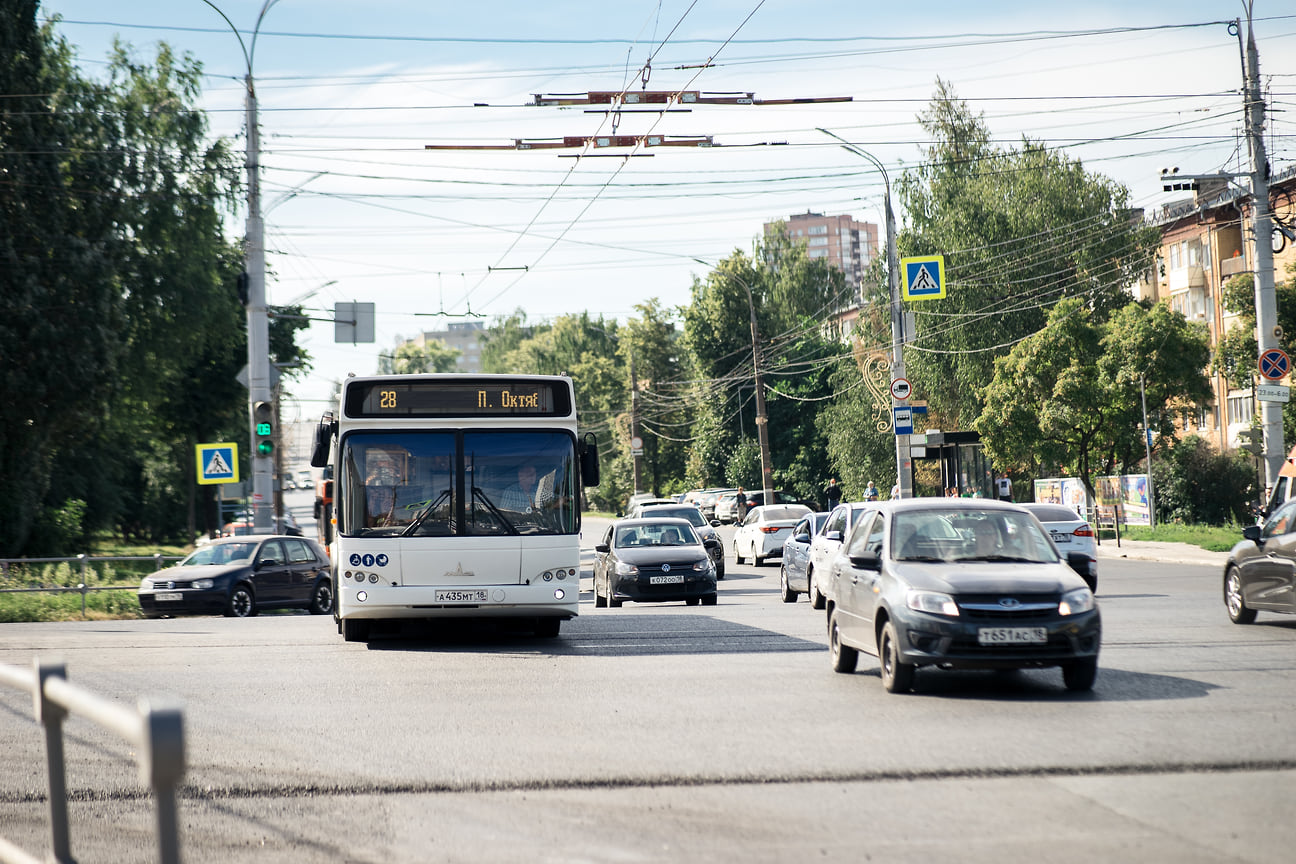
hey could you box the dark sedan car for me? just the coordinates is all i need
[825,499,1101,693]
[626,502,725,579]
[592,518,718,607]
[779,511,829,602]
[139,535,333,618]
[1223,497,1296,624]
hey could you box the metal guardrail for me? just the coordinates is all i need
[0,658,185,864]
[0,555,184,617]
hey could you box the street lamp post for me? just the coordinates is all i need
[819,130,910,498]
[202,0,280,533]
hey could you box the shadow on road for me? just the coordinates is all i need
[364,611,822,657]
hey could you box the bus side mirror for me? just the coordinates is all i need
[580,432,600,487]
[310,413,336,468]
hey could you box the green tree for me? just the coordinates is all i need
[975,297,1211,508]
[1,8,120,553]
[1,13,295,551]
[897,79,1161,429]
[380,338,461,373]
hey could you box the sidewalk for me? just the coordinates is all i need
[1094,537,1229,567]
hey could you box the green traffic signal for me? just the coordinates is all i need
[257,440,274,456]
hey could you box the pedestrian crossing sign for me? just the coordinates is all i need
[196,443,239,485]
[901,255,946,301]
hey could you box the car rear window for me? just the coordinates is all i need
[1028,505,1083,522]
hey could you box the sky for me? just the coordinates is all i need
[34,1,1296,423]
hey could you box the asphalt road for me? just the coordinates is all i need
[1,516,1294,863]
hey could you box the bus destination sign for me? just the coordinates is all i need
[347,379,569,418]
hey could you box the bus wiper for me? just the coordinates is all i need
[401,489,452,537]
[471,486,519,535]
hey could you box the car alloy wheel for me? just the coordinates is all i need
[829,611,857,673]
[779,565,796,603]
[1224,567,1257,624]
[809,570,825,610]
[225,584,256,618]
[310,580,332,615]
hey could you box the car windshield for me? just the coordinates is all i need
[644,506,706,527]
[762,506,808,521]
[615,523,700,547]
[1026,505,1084,523]
[183,542,257,566]
[892,509,1057,563]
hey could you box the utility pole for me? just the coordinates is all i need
[1240,4,1285,490]
[741,277,776,506]
[630,352,643,495]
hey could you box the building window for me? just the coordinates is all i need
[1169,243,1181,270]
[807,248,827,258]
[1228,393,1255,426]
[808,225,828,235]
[808,236,828,246]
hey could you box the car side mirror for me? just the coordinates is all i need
[1065,551,1090,573]
[826,530,843,542]
[1243,524,1263,544]
[595,543,610,553]
[710,519,721,527]
[848,550,881,571]
[794,533,810,544]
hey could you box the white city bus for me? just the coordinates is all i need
[309,374,599,642]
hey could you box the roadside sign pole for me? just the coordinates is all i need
[885,189,911,498]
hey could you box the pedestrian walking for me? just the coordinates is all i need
[825,478,843,509]
[996,474,1013,502]
[864,481,879,501]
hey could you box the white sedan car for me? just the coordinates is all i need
[733,504,812,566]
[806,502,875,609]
[1020,502,1099,592]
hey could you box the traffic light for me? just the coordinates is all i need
[253,401,275,457]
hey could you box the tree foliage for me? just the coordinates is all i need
[897,79,1161,429]
[0,12,303,553]
[975,297,1211,507]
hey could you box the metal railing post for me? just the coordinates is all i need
[33,660,74,864]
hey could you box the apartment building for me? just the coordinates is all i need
[764,211,879,293]
[409,320,486,372]
[1138,167,1296,452]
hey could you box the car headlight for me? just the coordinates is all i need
[1059,587,1095,616]
[192,579,214,590]
[614,561,640,576]
[140,578,153,590]
[691,560,712,572]
[907,590,959,617]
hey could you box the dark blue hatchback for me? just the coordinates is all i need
[139,535,332,618]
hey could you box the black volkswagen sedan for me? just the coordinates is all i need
[825,499,1101,693]
[1223,498,1296,624]
[592,517,718,607]
[139,535,333,618]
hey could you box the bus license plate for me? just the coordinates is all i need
[156,593,183,602]
[650,574,684,585]
[978,627,1047,645]
[435,589,488,603]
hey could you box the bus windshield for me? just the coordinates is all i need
[339,429,578,538]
